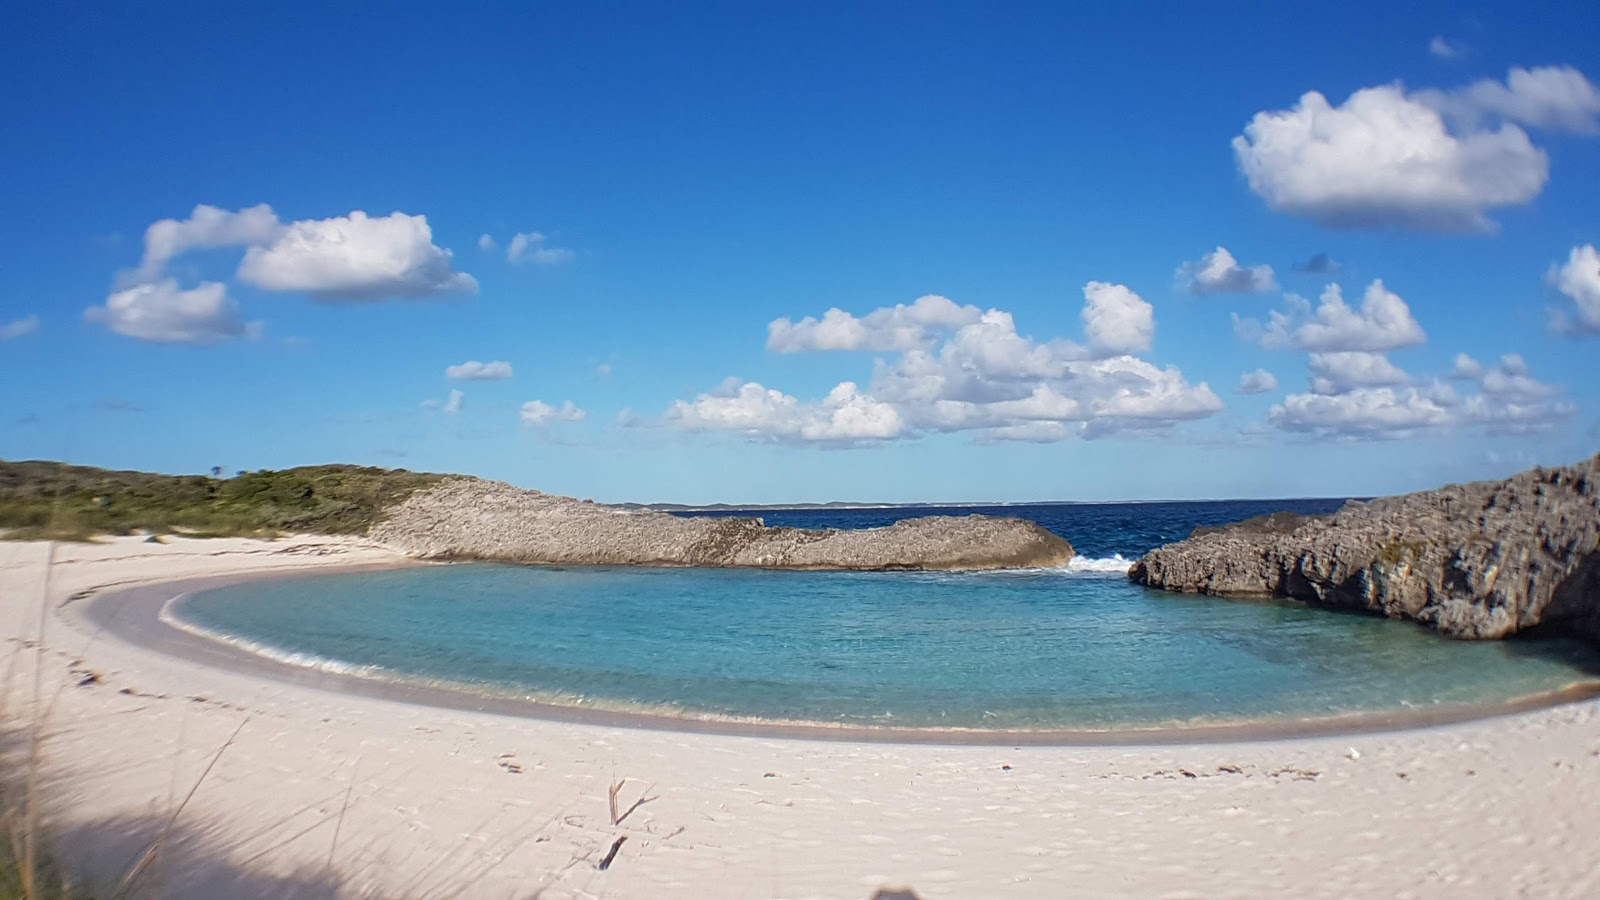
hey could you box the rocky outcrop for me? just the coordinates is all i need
[1130,455,1600,642]
[372,479,1075,571]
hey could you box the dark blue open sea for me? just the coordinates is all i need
[175,499,1600,730]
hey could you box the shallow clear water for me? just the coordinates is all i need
[175,500,1600,730]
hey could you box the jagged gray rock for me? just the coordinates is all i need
[1130,455,1600,641]
[372,478,1075,571]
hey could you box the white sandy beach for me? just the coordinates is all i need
[3,535,1599,899]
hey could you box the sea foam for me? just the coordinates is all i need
[160,596,383,678]
[1063,553,1135,575]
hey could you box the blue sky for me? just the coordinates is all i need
[2,2,1598,503]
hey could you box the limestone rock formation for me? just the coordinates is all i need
[1130,455,1600,641]
[372,479,1075,571]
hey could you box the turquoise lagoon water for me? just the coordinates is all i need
[174,500,1600,731]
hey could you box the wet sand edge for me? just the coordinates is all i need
[76,564,1600,748]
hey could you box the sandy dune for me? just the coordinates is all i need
[2,536,1598,898]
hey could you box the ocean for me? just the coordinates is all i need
[174,499,1600,730]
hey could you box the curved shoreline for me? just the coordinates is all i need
[80,564,1600,747]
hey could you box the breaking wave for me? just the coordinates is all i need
[1063,553,1134,575]
[161,596,384,678]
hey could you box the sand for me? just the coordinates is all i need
[3,535,1599,898]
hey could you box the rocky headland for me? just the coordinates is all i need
[1130,455,1600,642]
[373,478,1076,571]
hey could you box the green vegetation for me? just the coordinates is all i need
[0,460,446,541]
[1377,539,1430,567]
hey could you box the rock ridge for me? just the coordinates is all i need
[1130,455,1600,642]
[372,478,1075,571]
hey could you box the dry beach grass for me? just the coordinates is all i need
[1,535,1599,897]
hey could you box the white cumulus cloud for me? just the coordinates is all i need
[506,231,575,266]
[1549,244,1600,334]
[1269,346,1567,440]
[1082,281,1153,354]
[1252,276,1570,439]
[1460,394,1575,434]
[1233,82,1549,231]
[1178,246,1277,294]
[1458,354,1574,433]
[679,287,1220,446]
[1479,354,1558,402]
[1269,387,1455,438]
[1237,369,1278,395]
[1254,280,1426,352]
[137,203,283,280]
[84,279,259,345]
[668,380,904,444]
[520,400,586,427]
[1,314,39,340]
[767,294,984,353]
[1075,355,1222,426]
[1450,352,1484,379]
[445,360,514,380]
[1423,66,1600,134]
[238,211,477,301]
[1306,351,1410,394]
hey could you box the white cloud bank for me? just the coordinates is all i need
[133,204,477,300]
[95,205,479,343]
[674,285,1222,446]
[767,294,984,353]
[1244,280,1426,353]
[1270,352,1571,439]
[1306,351,1410,394]
[1233,66,1600,231]
[137,203,283,281]
[84,279,260,345]
[671,379,904,443]
[1246,283,1570,439]
[1423,66,1600,134]
[1549,244,1600,334]
[1237,369,1278,395]
[1270,386,1456,438]
[237,211,477,300]
[1450,352,1484,379]
[1,315,39,340]
[520,400,586,427]
[1081,281,1154,354]
[1178,247,1277,294]
[445,360,514,380]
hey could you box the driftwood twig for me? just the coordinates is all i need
[598,835,627,871]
